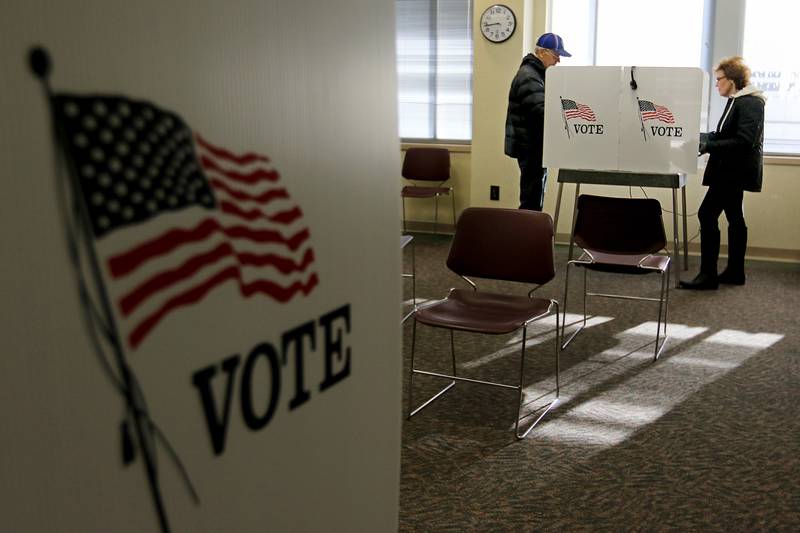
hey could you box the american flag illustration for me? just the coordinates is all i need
[54,94,319,349]
[639,100,675,123]
[561,99,597,121]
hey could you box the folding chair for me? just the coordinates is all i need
[401,147,455,234]
[407,207,560,439]
[562,195,671,361]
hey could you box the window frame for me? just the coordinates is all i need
[396,0,474,144]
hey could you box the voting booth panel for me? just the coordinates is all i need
[544,66,709,175]
[543,67,622,172]
[618,67,709,174]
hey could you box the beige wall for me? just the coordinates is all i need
[470,0,535,210]
[402,0,800,261]
[744,163,800,259]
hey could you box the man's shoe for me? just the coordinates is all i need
[718,269,745,285]
[679,273,719,290]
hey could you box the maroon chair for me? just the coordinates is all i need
[407,207,560,439]
[401,147,455,233]
[562,194,671,360]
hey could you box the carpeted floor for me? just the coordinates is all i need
[400,232,800,532]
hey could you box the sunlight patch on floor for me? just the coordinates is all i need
[567,400,667,428]
[524,324,783,449]
[460,314,613,370]
[705,329,783,348]
[665,356,740,370]
[533,419,633,447]
[622,322,709,339]
[522,322,702,402]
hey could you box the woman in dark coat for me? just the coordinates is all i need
[680,56,765,290]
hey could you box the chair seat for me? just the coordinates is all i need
[402,185,451,198]
[576,250,670,274]
[414,288,553,334]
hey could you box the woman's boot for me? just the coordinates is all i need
[719,226,747,285]
[680,228,720,290]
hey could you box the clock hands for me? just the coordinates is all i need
[480,5,515,42]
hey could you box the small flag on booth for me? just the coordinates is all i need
[638,99,675,123]
[561,98,597,122]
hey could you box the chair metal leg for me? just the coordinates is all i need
[402,236,416,324]
[516,388,560,439]
[402,196,407,233]
[433,193,439,235]
[653,271,666,360]
[555,302,561,396]
[450,189,456,232]
[562,263,587,350]
[407,318,417,418]
[561,262,569,341]
[411,237,416,310]
[407,320,456,419]
[654,262,671,361]
[514,325,528,438]
[664,263,671,333]
[450,329,456,376]
[582,267,587,329]
[516,308,561,439]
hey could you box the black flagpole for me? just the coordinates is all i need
[559,96,571,139]
[28,46,172,533]
[636,97,648,141]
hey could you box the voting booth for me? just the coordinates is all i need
[542,66,709,278]
[544,66,709,174]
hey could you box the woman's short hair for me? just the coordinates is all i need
[715,56,751,90]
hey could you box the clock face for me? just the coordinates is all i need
[480,4,516,43]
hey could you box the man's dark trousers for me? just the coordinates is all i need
[517,154,547,211]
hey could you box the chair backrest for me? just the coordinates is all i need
[446,207,555,285]
[402,147,450,182]
[573,195,666,255]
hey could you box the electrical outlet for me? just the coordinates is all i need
[490,185,500,201]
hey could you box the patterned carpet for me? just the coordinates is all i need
[400,232,800,532]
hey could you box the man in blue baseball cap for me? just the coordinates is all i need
[505,33,571,211]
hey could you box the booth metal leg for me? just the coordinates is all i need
[682,187,688,271]
[672,188,680,287]
[553,181,564,241]
[568,184,581,261]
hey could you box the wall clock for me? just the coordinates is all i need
[480,4,516,43]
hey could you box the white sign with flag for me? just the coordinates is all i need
[0,1,402,532]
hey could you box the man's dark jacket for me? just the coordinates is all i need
[504,54,546,165]
[703,87,765,192]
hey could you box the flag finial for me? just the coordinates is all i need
[28,46,52,81]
